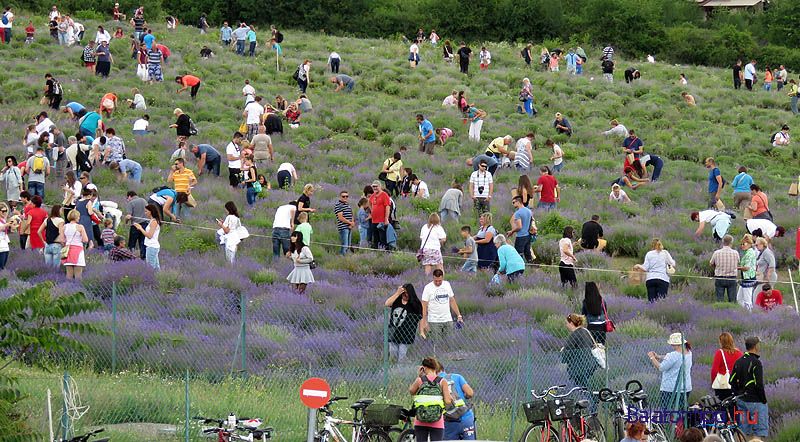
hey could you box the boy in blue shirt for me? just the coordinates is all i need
[439,364,476,440]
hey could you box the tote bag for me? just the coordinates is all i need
[711,349,732,389]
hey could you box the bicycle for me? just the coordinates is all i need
[65,428,109,442]
[314,396,393,442]
[597,380,668,442]
[194,416,273,441]
[698,394,747,442]
[386,408,415,442]
[520,384,605,442]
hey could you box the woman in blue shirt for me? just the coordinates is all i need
[647,333,692,410]
[494,234,525,282]
[731,166,754,210]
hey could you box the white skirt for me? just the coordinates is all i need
[287,264,315,284]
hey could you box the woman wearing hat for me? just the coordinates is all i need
[647,332,692,410]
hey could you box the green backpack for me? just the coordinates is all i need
[414,375,444,423]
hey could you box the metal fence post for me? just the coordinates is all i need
[111,282,117,374]
[61,371,71,440]
[508,350,522,442]
[240,292,247,378]
[524,322,533,395]
[185,369,190,442]
[382,307,389,393]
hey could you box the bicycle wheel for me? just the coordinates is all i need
[584,415,606,442]
[718,428,747,442]
[363,428,392,442]
[520,423,559,442]
[396,428,415,442]
[648,423,669,442]
[315,430,330,442]
[613,416,626,442]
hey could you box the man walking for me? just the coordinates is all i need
[508,196,533,263]
[469,160,493,215]
[732,60,743,90]
[457,41,471,74]
[416,114,436,155]
[334,190,355,255]
[730,337,769,441]
[705,157,724,209]
[710,234,739,303]
[420,269,464,341]
[27,146,50,198]
[243,96,265,141]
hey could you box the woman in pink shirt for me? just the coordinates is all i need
[408,357,452,441]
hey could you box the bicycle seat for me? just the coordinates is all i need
[575,399,590,409]
[631,391,648,401]
[350,398,374,409]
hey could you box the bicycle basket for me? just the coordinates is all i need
[522,401,549,423]
[547,398,575,421]
[700,395,721,409]
[363,404,403,426]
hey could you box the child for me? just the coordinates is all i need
[256,174,270,197]
[400,168,413,197]
[294,212,313,245]
[100,218,116,252]
[458,226,478,273]
[575,56,583,75]
[479,47,491,70]
[549,52,559,72]
[25,21,35,44]
[547,139,564,172]
[357,197,370,247]
[435,127,453,146]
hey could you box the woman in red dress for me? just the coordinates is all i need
[26,195,48,250]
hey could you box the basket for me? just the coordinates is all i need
[522,401,549,423]
[547,398,575,421]
[363,404,403,426]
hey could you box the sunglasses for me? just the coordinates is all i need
[341,195,349,198]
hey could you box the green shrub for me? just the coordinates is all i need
[617,316,664,339]
[605,229,648,258]
[537,212,577,236]
[621,284,647,299]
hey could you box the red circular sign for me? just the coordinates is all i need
[299,377,331,409]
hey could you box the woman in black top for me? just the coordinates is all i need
[384,283,422,361]
[517,175,534,207]
[171,108,191,141]
[295,183,315,224]
[581,281,608,345]
[41,204,64,268]
[442,40,454,62]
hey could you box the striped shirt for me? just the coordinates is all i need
[101,228,117,245]
[333,200,353,231]
[515,138,531,170]
[147,49,162,64]
[171,168,196,193]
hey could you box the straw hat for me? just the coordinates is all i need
[667,333,686,346]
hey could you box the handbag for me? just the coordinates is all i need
[238,121,247,134]
[602,300,615,333]
[309,260,317,270]
[711,349,732,390]
[583,328,607,369]
[416,226,433,262]
[743,207,753,220]
[61,230,79,259]
[667,265,676,275]
[378,159,396,182]
[714,198,726,211]
[789,181,799,196]
[185,193,197,208]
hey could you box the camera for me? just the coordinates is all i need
[477,186,485,194]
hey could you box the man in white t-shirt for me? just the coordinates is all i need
[132,115,150,135]
[0,7,13,44]
[469,160,494,214]
[35,112,55,136]
[692,209,731,241]
[243,96,265,140]
[242,79,255,104]
[420,269,463,340]
[277,162,297,189]
[746,219,783,239]
[271,201,296,259]
[743,59,757,90]
[602,119,627,137]
[226,132,243,188]
[410,174,429,199]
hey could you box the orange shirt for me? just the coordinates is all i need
[751,191,769,216]
[182,75,201,87]
[764,71,773,83]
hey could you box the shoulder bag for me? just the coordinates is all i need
[443,374,472,422]
[61,229,79,259]
[378,159,396,182]
[602,300,615,333]
[583,328,607,369]
[416,226,433,262]
[711,349,732,389]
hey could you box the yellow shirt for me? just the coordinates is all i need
[383,158,403,182]
[172,168,196,193]
[487,137,504,155]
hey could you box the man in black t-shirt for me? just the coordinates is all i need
[44,73,62,110]
[457,42,471,74]
[580,214,605,251]
[732,59,743,90]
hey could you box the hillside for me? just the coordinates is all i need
[1,11,799,442]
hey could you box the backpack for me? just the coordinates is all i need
[292,65,302,82]
[152,185,170,194]
[32,155,45,174]
[1,14,8,25]
[770,132,779,144]
[51,79,63,96]
[414,375,444,423]
[188,118,198,136]
[75,146,93,173]
[275,31,283,43]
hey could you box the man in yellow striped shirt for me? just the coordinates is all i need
[168,158,197,219]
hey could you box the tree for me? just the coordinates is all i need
[0,281,105,440]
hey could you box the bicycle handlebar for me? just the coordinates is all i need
[530,384,568,399]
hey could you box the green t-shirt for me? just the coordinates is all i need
[295,223,313,245]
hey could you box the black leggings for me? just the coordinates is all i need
[414,426,444,441]
[190,82,201,99]
[559,261,577,287]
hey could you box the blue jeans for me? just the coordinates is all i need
[338,229,351,255]
[0,251,8,269]
[444,414,477,440]
[272,227,291,257]
[246,186,257,206]
[132,130,150,136]
[175,203,190,220]
[358,226,369,246]
[205,158,221,176]
[514,235,533,262]
[523,98,534,116]
[791,96,799,115]
[461,259,477,273]
[537,201,556,210]
[28,181,44,199]
[439,208,459,223]
[552,162,563,172]
[44,243,61,268]
[715,277,737,302]
[764,83,771,91]
[236,40,245,55]
[145,247,160,270]
[736,399,768,437]
[249,41,256,56]
[127,164,143,182]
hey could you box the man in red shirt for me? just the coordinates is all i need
[175,74,201,99]
[754,284,783,311]
[368,180,390,249]
[534,166,560,210]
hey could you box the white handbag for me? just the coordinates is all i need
[584,328,607,370]
[712,349,732,389]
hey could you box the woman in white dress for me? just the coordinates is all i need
[217,201,248,264]
[286,230,314,294]
[59,209,88,280]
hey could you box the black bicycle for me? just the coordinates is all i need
[65,428,109,442]
[597,380,667,442]
[698,394,747,442]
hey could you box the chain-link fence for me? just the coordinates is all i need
[20,281,697,441]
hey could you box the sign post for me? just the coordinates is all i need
[300,377,331,442]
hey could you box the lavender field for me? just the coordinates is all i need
[1,10,799,442]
